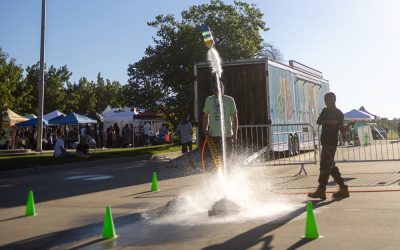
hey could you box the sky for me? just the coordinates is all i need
[1,0,399,119]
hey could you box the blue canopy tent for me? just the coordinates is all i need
[344,109,374,121]
[16,118,49,127]
[48,114,66,125]
[49,113,97,125]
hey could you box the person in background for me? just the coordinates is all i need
[122,124,131,147]
[158,123,167,144]
[76,137,90,158]
[113,123,120,147]
[175,115,193,154]
[54,131,71,158]
[143,122,151,146]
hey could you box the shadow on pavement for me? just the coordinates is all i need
[0,215,25,222]
[287,238,316,250]
[1,212,142,249]
[0,156,201,208]
[202,199,335,250]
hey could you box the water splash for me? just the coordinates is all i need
[145,161,301,225]
[143,127,302,223]
[207,47,227,171]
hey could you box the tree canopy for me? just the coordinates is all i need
[1,0,281,128]
[0,47,124,119]
[124,0,280,125]
[0,48,29,114]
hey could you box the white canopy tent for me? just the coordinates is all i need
[102,105,119,117]
[103,107,137,135]
[44,110,65,121]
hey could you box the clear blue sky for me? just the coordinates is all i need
[1,0,399,118]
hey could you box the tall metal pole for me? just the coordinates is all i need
[36,0,46,151]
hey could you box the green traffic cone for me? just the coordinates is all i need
[305,201,319,239]
[25,190,36,216]
[151,172,159,192]
[102,206,117,239]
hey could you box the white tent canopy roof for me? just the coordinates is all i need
[44,110,65,121]
[102,105,120,117]
[104,107,137,122]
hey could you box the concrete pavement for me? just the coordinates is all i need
[0,153,399,249]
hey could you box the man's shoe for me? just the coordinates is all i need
[307,188,326,200]
[332,186,350,198]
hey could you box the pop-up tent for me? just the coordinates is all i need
[48,114,66,124]
[86,112,104,123]
[44,110,65,121]
[1,109,28,128]
[102,105,119,117]
[344,109,374,121]
[23,114,37,119]
[103,107,137,134]
[133,111,166,136]
[359,106,378,119]
[16,118,49,127]
[49,113,97,125]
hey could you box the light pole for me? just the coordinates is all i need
[36,0,45,151]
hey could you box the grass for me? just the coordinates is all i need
[0,144,189,171]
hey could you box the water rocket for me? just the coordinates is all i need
[200,24,215,48]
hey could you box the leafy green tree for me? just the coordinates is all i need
[94,73,123,112]
[0,48,30,114]
[64,81,80,113]
[94,73,107,112]
[125,0,279,125]
[103,79,123,110]
[25,63,72,114]
[64,77,96,114]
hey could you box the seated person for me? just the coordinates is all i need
[76,137,90,157]
[54,131,71,158]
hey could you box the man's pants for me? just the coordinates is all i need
[318,144,346,189]
[209,136,233,161]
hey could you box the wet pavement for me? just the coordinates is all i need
[1,153,400,249]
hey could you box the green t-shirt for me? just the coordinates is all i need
[203,95,237,137]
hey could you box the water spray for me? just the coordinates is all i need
[200,24,240,216]
[201,24,227,172]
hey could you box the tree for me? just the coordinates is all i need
[25,63,72,114]
[260,42,283,61]
[64,77,96,114]
[0,48,29,113]
[94,73,123,112]
[125,0,280,125]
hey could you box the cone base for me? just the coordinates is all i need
[208,198,241,217]
[103,234,118,240]
[302,235,324,239]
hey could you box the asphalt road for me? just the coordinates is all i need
[1,154,400,250]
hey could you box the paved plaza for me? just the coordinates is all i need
[0,152,400,249]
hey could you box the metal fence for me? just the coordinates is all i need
[236,120,400,172]
[237,123,318,170]
[323,120,400,162]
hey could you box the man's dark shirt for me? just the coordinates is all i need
[76,143,89,155]
[318,107,344,146]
